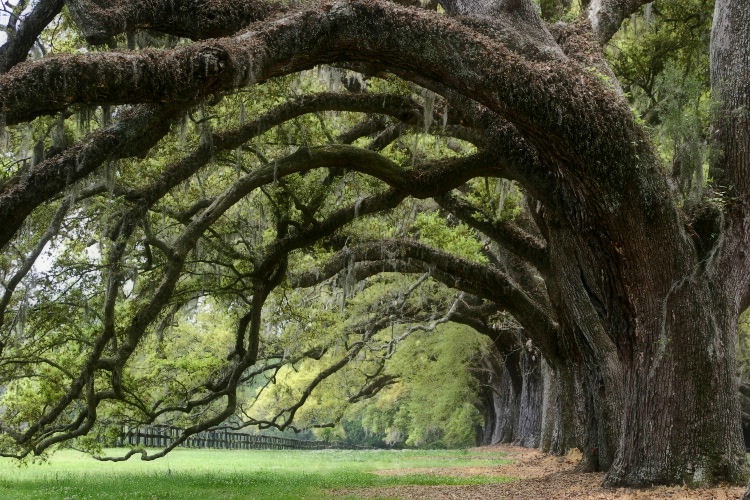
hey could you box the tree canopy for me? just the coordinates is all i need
[1,0,749,490]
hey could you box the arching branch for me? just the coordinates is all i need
[7,142,428,452]
[586,0,652,45]
[435,192,550,276]
[291,238,559,359]
[0,91,430,252]
[0,104,183,250]
[0,0,64,73]
[64,0,282,44]
[125,92,426,206]
[1,0,647,194]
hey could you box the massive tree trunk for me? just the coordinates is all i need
[610,279,746,485]
[599,0,748,488]
[541,169,747,484]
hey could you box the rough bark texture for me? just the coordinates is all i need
[477,351,521,444]
[0,0,65,73]
[587,0,652,45]
[514,344,543,447]
[539,361,577,456]
[64,0,279,43]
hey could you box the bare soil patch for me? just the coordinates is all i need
[333,445,746,499]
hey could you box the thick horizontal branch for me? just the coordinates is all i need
[291,238,559,358]
[1,0,650,194]
[435,193,550,276]
[1,0,669,241]
[65,0,282,44]
[0,0,65,73]
[0,104,182,250]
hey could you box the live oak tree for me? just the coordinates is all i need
[253,314,491,449]
[0,0,749,489]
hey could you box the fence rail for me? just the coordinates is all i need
[116,425,331,450]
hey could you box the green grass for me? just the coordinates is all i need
[0,448,514,499]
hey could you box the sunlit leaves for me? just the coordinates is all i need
[412,211,487,263]
[608,0,713,193]
[350,323,489,448]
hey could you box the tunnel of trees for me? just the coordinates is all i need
[1,0,749,491]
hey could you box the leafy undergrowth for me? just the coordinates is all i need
[0,448,514,499]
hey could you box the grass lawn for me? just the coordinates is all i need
[0,447,514,499]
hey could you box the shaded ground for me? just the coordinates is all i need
[334,445,746,499]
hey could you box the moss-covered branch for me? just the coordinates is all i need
[291,238,559,358]
[435,192,550,276]
[65,0,283,44]
[0,0,65,73]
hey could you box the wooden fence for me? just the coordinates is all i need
[117,425,331,450]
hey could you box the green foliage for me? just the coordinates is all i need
[608,0,713,196]
[0,13,499,455]
[412,211,487,263]
[126,299,234,405]
[464,178,523,223]
[535,0,579,23]
[347,323,489,449]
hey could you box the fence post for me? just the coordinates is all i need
[117,426,347,452]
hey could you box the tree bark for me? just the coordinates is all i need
[540,180,747,484]
[539,361,577,455]
[0,0,65,73]
[514,343,543,447]
[586,0,652,45]
[64,0,279,44]
[478,350,521,444]
[607,279,747,486]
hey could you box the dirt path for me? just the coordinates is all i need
[334,445,746,499]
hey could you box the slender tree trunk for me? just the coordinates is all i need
[514,345,543,447]
[539,361,577,455]
[477,348,521,444]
